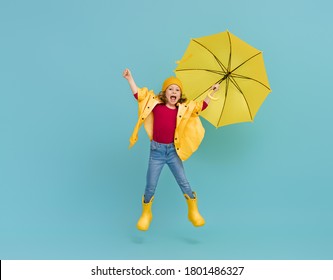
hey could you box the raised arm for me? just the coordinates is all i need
[122,68,138,94]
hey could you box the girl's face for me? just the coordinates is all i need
[165,84,181,108]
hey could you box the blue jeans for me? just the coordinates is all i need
[144,140,195,203]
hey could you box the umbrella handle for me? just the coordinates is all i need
[208,90,219,101]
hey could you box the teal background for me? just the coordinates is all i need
[1,0,332,259]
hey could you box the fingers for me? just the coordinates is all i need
[122,68,131,78]
[212,83,220,91]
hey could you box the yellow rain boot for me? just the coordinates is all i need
[184,192,205,227]
[136,196,154,231]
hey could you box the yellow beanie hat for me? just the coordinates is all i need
[162,76,183,93]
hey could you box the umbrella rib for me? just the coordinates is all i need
[175,68,225,76]
[231,52,262,73]
[227,31,232,73]
[192,85,216,101]
[191,76,225,101]
[228,76,254,120]
[231,74,271,91]
[192,39,228,73]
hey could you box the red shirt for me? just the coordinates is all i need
[152,104,178,143]
[134,93,208,144]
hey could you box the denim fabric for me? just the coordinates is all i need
[144,140,195,203]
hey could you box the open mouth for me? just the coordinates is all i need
[170,96,177,102]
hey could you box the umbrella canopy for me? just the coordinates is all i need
[175,30,271,127]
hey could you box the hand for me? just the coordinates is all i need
[122,68,132,80]
[206,83,220,102]
[123,68,138,94]
[211,83,220,92]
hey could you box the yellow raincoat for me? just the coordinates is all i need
[129,87,205,161]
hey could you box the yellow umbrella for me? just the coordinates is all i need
[175,30,271,127]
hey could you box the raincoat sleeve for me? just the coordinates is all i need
[191,100,205,116]
[129,87,156,149]
[137,87,155,102]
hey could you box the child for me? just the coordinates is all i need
[123,68,219,231]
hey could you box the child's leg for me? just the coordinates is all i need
[143,141,166,203]
[167,146,195,199]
